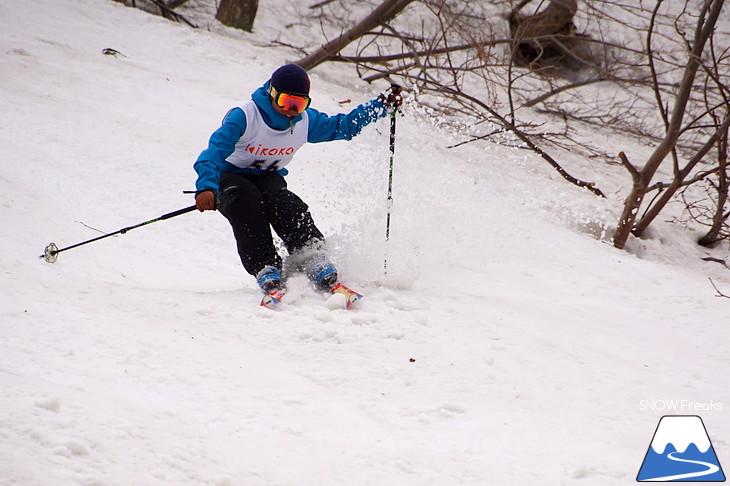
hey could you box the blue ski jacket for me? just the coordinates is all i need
[194,82,388,194]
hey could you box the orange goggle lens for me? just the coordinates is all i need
[276,92,310,113]
[270,86,311,113]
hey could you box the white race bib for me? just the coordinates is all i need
[225,101,309,171]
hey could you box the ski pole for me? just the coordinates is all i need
[384,87,400,277]
[40,205,197,263]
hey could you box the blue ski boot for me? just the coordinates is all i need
[257,265,286,308]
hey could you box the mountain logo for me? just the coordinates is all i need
[637,415,726,482]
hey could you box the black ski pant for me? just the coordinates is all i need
[218,171,324,276]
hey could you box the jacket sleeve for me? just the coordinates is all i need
[194,107,247,194]
[307,96,388,143]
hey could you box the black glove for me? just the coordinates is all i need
[381,84,404,110]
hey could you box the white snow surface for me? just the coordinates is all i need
[1,0,728,485]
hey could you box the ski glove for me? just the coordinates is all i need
[381,84,403,110]
[195,190,219,211]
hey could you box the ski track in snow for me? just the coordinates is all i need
[1,0,729,485]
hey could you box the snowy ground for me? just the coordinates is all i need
[1,1,728,485]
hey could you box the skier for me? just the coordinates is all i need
[193,63,403,306]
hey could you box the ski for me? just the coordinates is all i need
[260,288,286,308]
[330,283,363,309]
[260,284,363,309]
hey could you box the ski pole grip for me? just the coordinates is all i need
[387,84,402,114]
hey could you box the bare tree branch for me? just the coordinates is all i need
[295,0,417,71]
[429,81,606,197]
[613,0,726,249]
[708,277,730,298]
[309,0,339,9]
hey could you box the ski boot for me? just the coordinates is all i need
[303,256,363,309]
[257,266,286,308]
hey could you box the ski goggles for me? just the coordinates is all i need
[268,85,311,114]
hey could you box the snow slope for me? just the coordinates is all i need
[1,1,728,485]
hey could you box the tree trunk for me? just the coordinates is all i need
[508,0,578,69]
[612,0,725,250]
[699,123,730,247]
[633,113,730,237]
[509,0,577,40]
[216,0,258,32]
[295,0,417,71]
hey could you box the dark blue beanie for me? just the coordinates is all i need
[270,64,310,96]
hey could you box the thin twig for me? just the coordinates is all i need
[708,277,730,298]
[309,0,338,8]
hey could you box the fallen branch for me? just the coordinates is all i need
[703,257,730,270]
[708,277,730,298]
